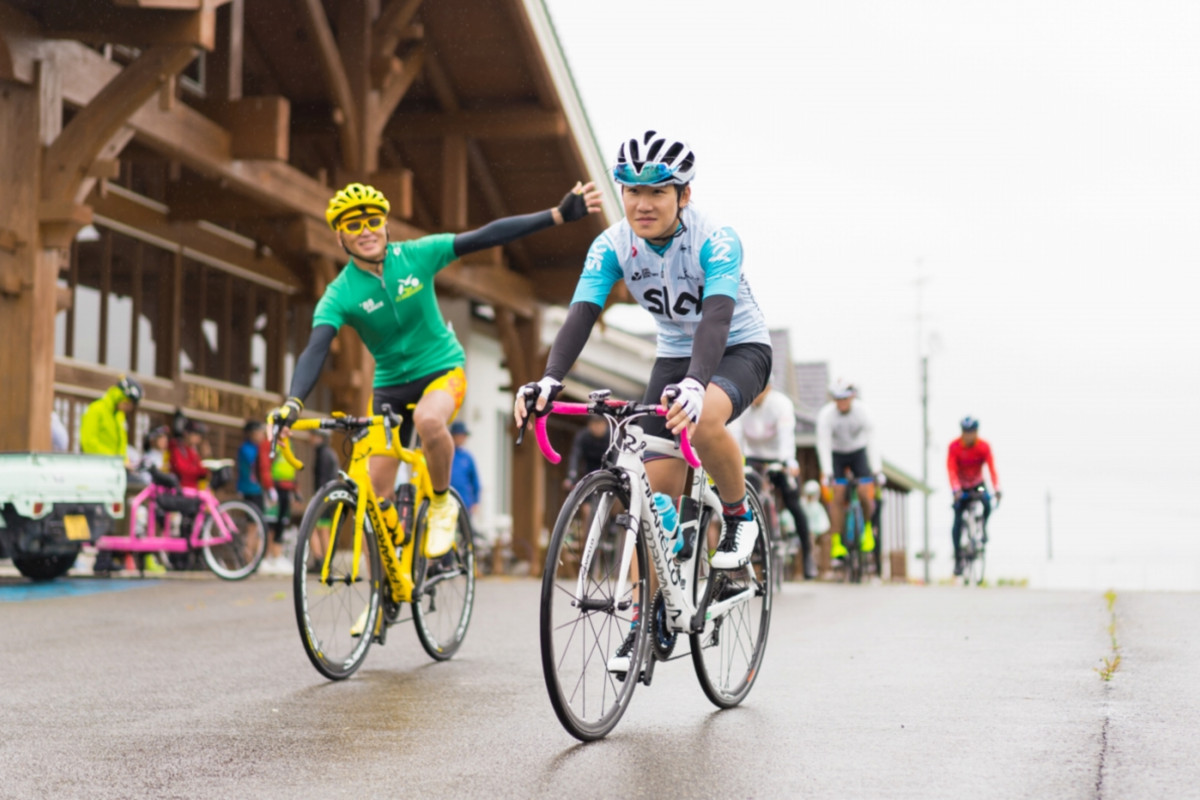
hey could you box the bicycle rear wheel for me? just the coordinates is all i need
[540,471,647,741]
[412,488,476,661]
[691,486,772,708]
[200,499,267,580]
[293,481,381,680]
[965,518,986,586]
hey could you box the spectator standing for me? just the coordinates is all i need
[266,448,298,575]
[237,421,275,572]
[80,376,143,574]
[449,420,481,517]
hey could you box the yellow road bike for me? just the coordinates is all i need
[275,405,475,680]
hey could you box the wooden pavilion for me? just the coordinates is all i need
[0,0,624,567]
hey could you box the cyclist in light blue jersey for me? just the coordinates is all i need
[516,131,773,622]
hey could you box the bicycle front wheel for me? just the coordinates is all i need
[200,500,268,580]
[965,520,986,586]
[691,486,772,709]
[411,488,476,661]
[845,506,864,584]
[541,471,647,741]
[293,481,381,681]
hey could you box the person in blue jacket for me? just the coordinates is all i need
[448,420,480,517]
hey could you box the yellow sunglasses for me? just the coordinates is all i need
[338,215,386,234]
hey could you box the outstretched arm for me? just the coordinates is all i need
[452,182,602,258]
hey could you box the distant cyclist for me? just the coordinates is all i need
[270,179,602,557]
[513,130,772,672]
[730,384,815,579]
[815,380,880,559]
[947,416,1001,576]
[564,415,610,491]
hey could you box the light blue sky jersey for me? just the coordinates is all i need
[571,205,771,357]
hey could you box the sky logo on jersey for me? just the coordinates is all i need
[395,274,423,301]
[360,298,384,314]
[706,228,736,263]
[584,240,612,272]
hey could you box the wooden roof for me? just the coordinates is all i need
[2,0,620,307]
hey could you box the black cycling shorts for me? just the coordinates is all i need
[640,342,773,441]
[832,447,873,480]
[371,366,464,447]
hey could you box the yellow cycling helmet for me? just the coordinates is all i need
[325,183,390,230]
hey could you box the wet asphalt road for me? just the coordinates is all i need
[1,572,1196,799]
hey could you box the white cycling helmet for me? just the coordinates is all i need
[802,479,821,496]
[613,130,696,186]
[830,379,856,400]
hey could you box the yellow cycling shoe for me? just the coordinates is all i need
[862,523,876,553]
[830,533,848,559]
[143,554,167,574]
[423,493,459,558]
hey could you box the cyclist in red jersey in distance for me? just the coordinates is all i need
[947,416,1001,576]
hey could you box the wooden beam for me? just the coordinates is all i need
[441,134,468,230]
[113,0,231,8]
[374,45,424,138]
[43,43,198,202]
[40,2,219,49]
[296,0,360,171]
[196,95,290,160]
[436,258,537,319]
[373,0,423,59]
[89,185,302,293]
[466,139,531,271]
[208,0,244,101]
[388,109,567,140]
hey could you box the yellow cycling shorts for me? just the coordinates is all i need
[366,366,467,455]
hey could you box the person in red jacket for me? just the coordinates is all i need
[947,416,1001,576]
[170,419,211,490]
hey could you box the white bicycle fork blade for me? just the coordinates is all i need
[573,492,614,599]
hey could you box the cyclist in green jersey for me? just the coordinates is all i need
[270,180,602,555]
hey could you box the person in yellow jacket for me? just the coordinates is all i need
[79,376,142,463]
[80,376,144,574]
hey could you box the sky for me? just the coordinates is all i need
[543,0,1200,588]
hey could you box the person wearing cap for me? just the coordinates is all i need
[269,178,602,561]
[80,376,143,574]
[449,420,481,518]
[947,416,1001,576]
[800,479,831,553]
[815,380,881,562]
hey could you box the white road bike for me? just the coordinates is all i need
[959,486,997,587]
[523,390,772,741]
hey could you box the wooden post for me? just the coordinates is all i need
[504,309,545,573]
[0,63,64,451]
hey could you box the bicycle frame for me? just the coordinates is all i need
[96,483,235,554]
[535,400,760,636]
[279,414,433,606]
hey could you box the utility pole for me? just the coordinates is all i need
[915,264,931,583]
[921,354,930,583]
[1046,489,1053,560]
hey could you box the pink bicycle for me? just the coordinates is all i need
[96,466,267,580]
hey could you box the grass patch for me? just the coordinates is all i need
[1097,589,1121,681]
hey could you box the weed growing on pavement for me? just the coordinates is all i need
[1097,589,1121,681]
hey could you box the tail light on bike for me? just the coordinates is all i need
[109,501,124,517]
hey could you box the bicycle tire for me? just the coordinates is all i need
[691,485,772,709]
[292,480,381,681]
[411,488,477,661]
[965,512,986,586]
[540,471,647,741]
[200,499,268,580]
[842,504,863,584]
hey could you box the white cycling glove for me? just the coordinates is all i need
[663,378,705,425]
[514,376,564,426]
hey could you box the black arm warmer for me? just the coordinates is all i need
[287,324,337,402]
[544,302,603,381]
[452,210,556,257]
[685,294,736,386]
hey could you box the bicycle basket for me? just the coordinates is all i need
[208,465,233,490]
[156,492,202,515]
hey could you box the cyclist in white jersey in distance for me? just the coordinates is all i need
[815,380,881,555]
[514,131,773,671]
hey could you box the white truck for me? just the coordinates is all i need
[0,453,127,580]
